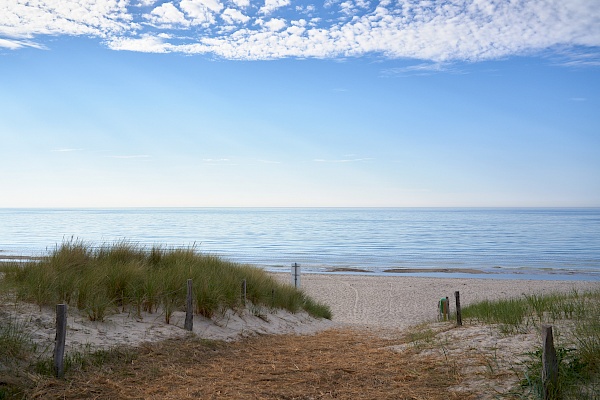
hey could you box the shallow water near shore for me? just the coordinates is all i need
[1,208,599,280]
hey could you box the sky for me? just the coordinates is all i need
[1,0,599,208]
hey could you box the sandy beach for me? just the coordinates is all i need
[2,272,599,399]
[3,273,597,352]
[290,273,599,331]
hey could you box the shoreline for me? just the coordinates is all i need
[3,259,597,285]
[3,254,598,282]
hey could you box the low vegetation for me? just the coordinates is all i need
[459,288,600,399]
[1,246,597,399]
[0,239,331,322]
[0,240,331,398]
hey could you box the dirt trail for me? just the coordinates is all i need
[30,328,475,400]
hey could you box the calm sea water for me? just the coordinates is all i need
[1,208,599,281]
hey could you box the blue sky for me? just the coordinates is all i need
[1,0,599,207]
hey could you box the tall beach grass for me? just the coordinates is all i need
[0,240,332,322]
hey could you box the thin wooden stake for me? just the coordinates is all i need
[444,296,449,321]
[542,325,558,400]
[241,279,247,306]
[184,279,193,331]
[455,291,462,326]
[54,304,67,378]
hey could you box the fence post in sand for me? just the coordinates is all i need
[54,304,67,378]
[241,279,247,306]
[438,297,449,321]
[455,291,462,326]
[291,263,301,288]
[184,279,193,331]
[542,325,558,400]
[443,296,449,321]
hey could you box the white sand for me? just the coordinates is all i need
[289,274,598,331]
[288,274,598,398]
[1,274,597,356]
[0,300,334,356]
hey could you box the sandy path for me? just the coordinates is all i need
[274,274,599,331]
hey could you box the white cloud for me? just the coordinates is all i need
[145,2,190,27]
[292,19,307,27]
[230,0,250,8]
[0,37,45,50]
[264,18,286,32]
[107,34,173,53]
[259,0,291,15]
[2,0,600,63]
[0,0,133,39]
[324,0,338,9]
[222,8,250,24]
[295,4,316,16]
[339,2,354,16]
[179,0,223,26]
[136,0,159,6]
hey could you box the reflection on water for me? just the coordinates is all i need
[0,208,599,280]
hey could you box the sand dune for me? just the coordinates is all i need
[2,273,597,354]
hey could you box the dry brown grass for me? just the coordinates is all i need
[27,329,476,400]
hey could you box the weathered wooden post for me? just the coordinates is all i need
[438,298,445,321]
[542,325,558,400]
[184,279,193,331]
[438,297,449,321]
[54,304,67,378]
[291,263,301,288]
[455,291,462,326]
[241,279,247,306]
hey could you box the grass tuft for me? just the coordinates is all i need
[461,287,600,399]
[1,239,332,322]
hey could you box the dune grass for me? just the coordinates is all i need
[0,240,331,397]
[460,288,600,399]
[0,239,331,322]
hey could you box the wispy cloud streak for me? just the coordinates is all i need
[52,148,84,152]
[106,155,151,159]
[314,158,373,163]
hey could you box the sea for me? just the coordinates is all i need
[1,208,599,281]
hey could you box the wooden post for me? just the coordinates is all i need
[241,279,247,306]
[54,304,67,378]
[542,325,558,400]
[271,289,275,308]
[444,296,449,321]
[291,263,301,288]
[455,291,462,326]
[184,279,193,331]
